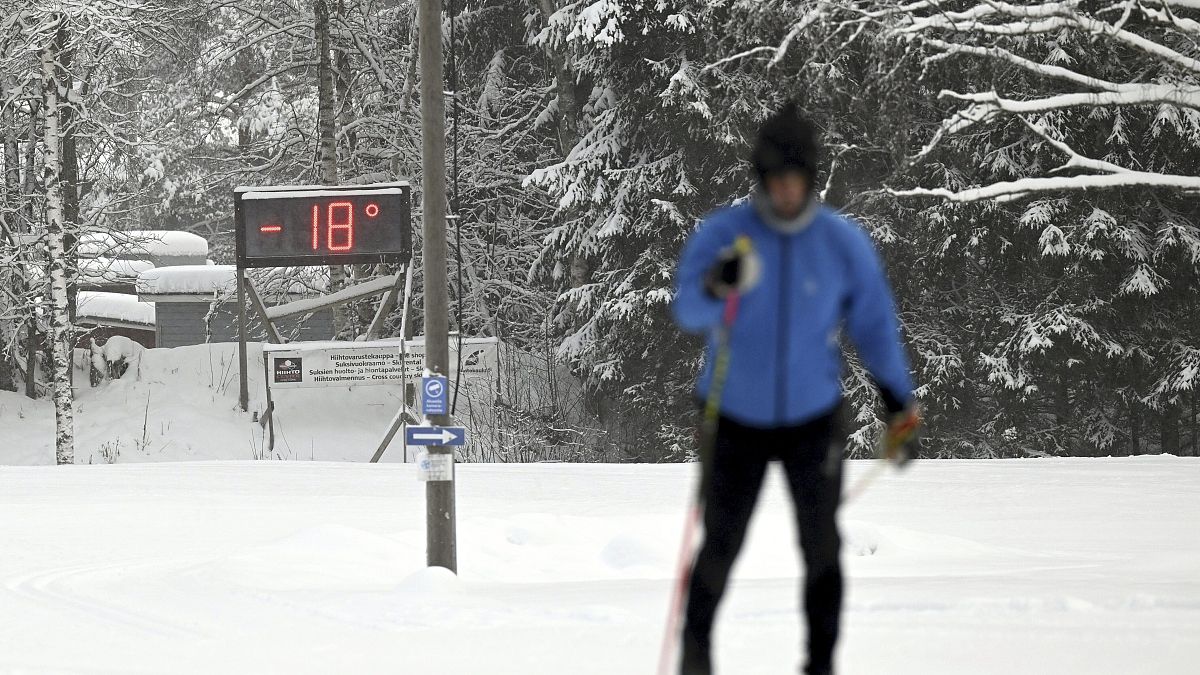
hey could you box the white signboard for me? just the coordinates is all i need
[263,337,498,389]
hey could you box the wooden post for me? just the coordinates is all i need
[236,269,249,412]
[419,0,456,573]
[261,354,274,452]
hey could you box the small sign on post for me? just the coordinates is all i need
[422,375,448,416]
[405,425,467,447]
[416,450,454,482]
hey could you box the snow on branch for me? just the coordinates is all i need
[912,103,995,161]
[700,47,775,73]
[1014,116,1132,176]
[941,85,1200,115]
[1139,4,1200,33]
[899,1,1200,74]
[915,38,1128,92]
[701,5,828,72]
[892,172,1200,203]
[1146,0,1200,11]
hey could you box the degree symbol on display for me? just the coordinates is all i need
[365,203,380,218]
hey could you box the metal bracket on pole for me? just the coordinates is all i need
[369,276,419,463]
[365,262,411,341]
[265,274,401,322]
[370,406,419,463]
[399,260,415,340]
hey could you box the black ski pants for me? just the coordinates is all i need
[681,406,844,675]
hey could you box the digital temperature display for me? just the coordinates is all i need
[235,183,411,268]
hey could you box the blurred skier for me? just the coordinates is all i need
[670,103,921,675]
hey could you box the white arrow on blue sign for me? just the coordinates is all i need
[406,425,467,446]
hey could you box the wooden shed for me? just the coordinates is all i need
[74,291,157,349]
[136,265,335,348]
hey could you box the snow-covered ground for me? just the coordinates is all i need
[2,344,1197,672]
[1,458,1197,674]
[0,343,413,466]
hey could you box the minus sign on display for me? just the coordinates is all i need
[260,225,283,233]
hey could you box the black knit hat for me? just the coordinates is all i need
[751,102,820,185]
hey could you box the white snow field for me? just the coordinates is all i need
[0,459,1197,674]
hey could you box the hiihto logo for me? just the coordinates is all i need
[274,357,304,383]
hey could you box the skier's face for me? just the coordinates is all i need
[764,171,810,220]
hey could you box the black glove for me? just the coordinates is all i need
[883,403,921,467]
[703,241,760,299]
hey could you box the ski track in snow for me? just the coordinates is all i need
[4,557,205,640]
[0,459,1197,673]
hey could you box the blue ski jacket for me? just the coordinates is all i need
[672,201,914,428]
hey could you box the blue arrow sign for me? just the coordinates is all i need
[406,425,466,446]
[422,375,448,416]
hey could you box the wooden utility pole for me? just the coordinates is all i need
[418,0,456,572]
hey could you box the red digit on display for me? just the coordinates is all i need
[327,201,354,252]
[311,204,320,251]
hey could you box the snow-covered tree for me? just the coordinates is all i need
[877,0,1200,455]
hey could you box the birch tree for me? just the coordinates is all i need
[37,12,74,463]
[314,0,349,334]
[2,0,193,461]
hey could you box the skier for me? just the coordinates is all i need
[670,103,922,675]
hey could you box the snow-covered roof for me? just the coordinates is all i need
[76,291,156,328]
[79,230,209,260]
[137,265,236,297]
[137,265,330,300]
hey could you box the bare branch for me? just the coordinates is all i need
[700,46,775,73]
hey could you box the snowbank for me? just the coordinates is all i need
[76,291,155,327]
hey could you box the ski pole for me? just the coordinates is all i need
[842,412,918,504]
[841,452,890,504]
[658,236,751,675]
